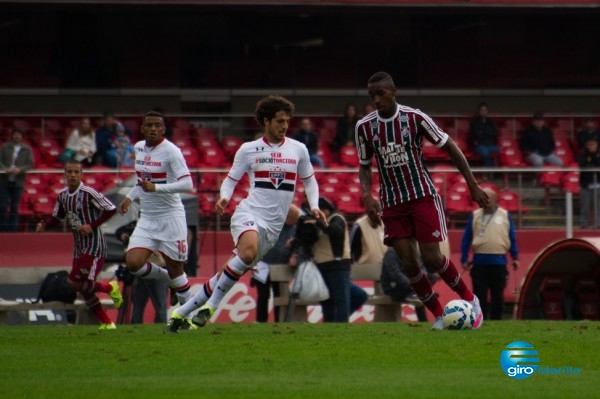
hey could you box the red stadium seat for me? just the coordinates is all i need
[198,192,218,216]
[319,183,338,198]
[317,144,335,167]
[445,191,475,228]
[82,174,106,191]
[338,144,358,167]
[221,136,244,160]
[32,194,56,217]
[171,137,193,148]
[197,172,220,192]
[554,147,575,165]
[498,137,518,150]
[336,193,363,214]
[499,146,527,167]
[317,172,345,189]
[449,180,469,195]
[478,181,499,193]
[196,136,219,150]
[180,146,201,168]
[422,140,449,161]
[199,147,227,168]
[497,189,528,214]
[562,172,580,195]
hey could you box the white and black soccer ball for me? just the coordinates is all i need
[442,299,474,330]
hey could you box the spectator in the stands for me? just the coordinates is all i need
[114,124,135,167]
[293,117,325,168]
[577,137,600,229]
[94,112,132,168]
[576,118,600,152]
[333,103,360,154]
[362,102,376,118]
[65,117,96,167]
[0,128,34,231]
[469,102,499,167]
[519,112,563,167]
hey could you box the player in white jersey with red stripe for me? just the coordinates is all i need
[165,95,327,332]
[118,111,195,329]
[357,71,489,330]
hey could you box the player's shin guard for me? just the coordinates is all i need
[438,256,474,302]
[205,256,249,310]
[409,270,444,318]
[176,274,218,318]
[169,274,191,305]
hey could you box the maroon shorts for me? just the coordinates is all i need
[381,194,447,245]
[69,254,105,283]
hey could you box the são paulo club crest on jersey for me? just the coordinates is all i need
[269,169,286,189]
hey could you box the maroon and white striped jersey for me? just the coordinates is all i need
[53,183,116,258]
[355,103,448,209]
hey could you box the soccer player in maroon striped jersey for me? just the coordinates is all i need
[356,71,489,330]
[36,160,122,329]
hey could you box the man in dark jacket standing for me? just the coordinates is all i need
[0,128,34,231]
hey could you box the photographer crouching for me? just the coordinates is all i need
[296,197,367,322]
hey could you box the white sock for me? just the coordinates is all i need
[131,262,169,281]
[176,274,218,317]
[206,256,248,310]
[169,274,191,306]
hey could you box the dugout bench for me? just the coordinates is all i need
[0,266,116,326]
[269,263,424,322]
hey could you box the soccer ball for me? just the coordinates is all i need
[442,299,474,330]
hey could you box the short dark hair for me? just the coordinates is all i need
[12,127,23,135]
[63,159,82,171]
[533,111,544,120]
[368,71,394,86]
[143,110,164,122]
[254,95,295,127]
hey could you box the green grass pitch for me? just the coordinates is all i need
[1,321,598,399]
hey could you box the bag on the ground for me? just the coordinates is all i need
[32,271,77,304]
[291,258,330,302]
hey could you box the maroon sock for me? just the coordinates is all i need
[85,294,112,324]
[438,256,474,302]
[409,270,443,318]
[95,281,111,294]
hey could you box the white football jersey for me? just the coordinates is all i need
[225,136,315,235]
[133,138,191,218]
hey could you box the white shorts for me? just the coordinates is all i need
[230,209,280,268]
[128,215,188,262]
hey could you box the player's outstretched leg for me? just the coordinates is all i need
[191,256,249,327]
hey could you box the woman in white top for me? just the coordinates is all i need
[66,117,96,166]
